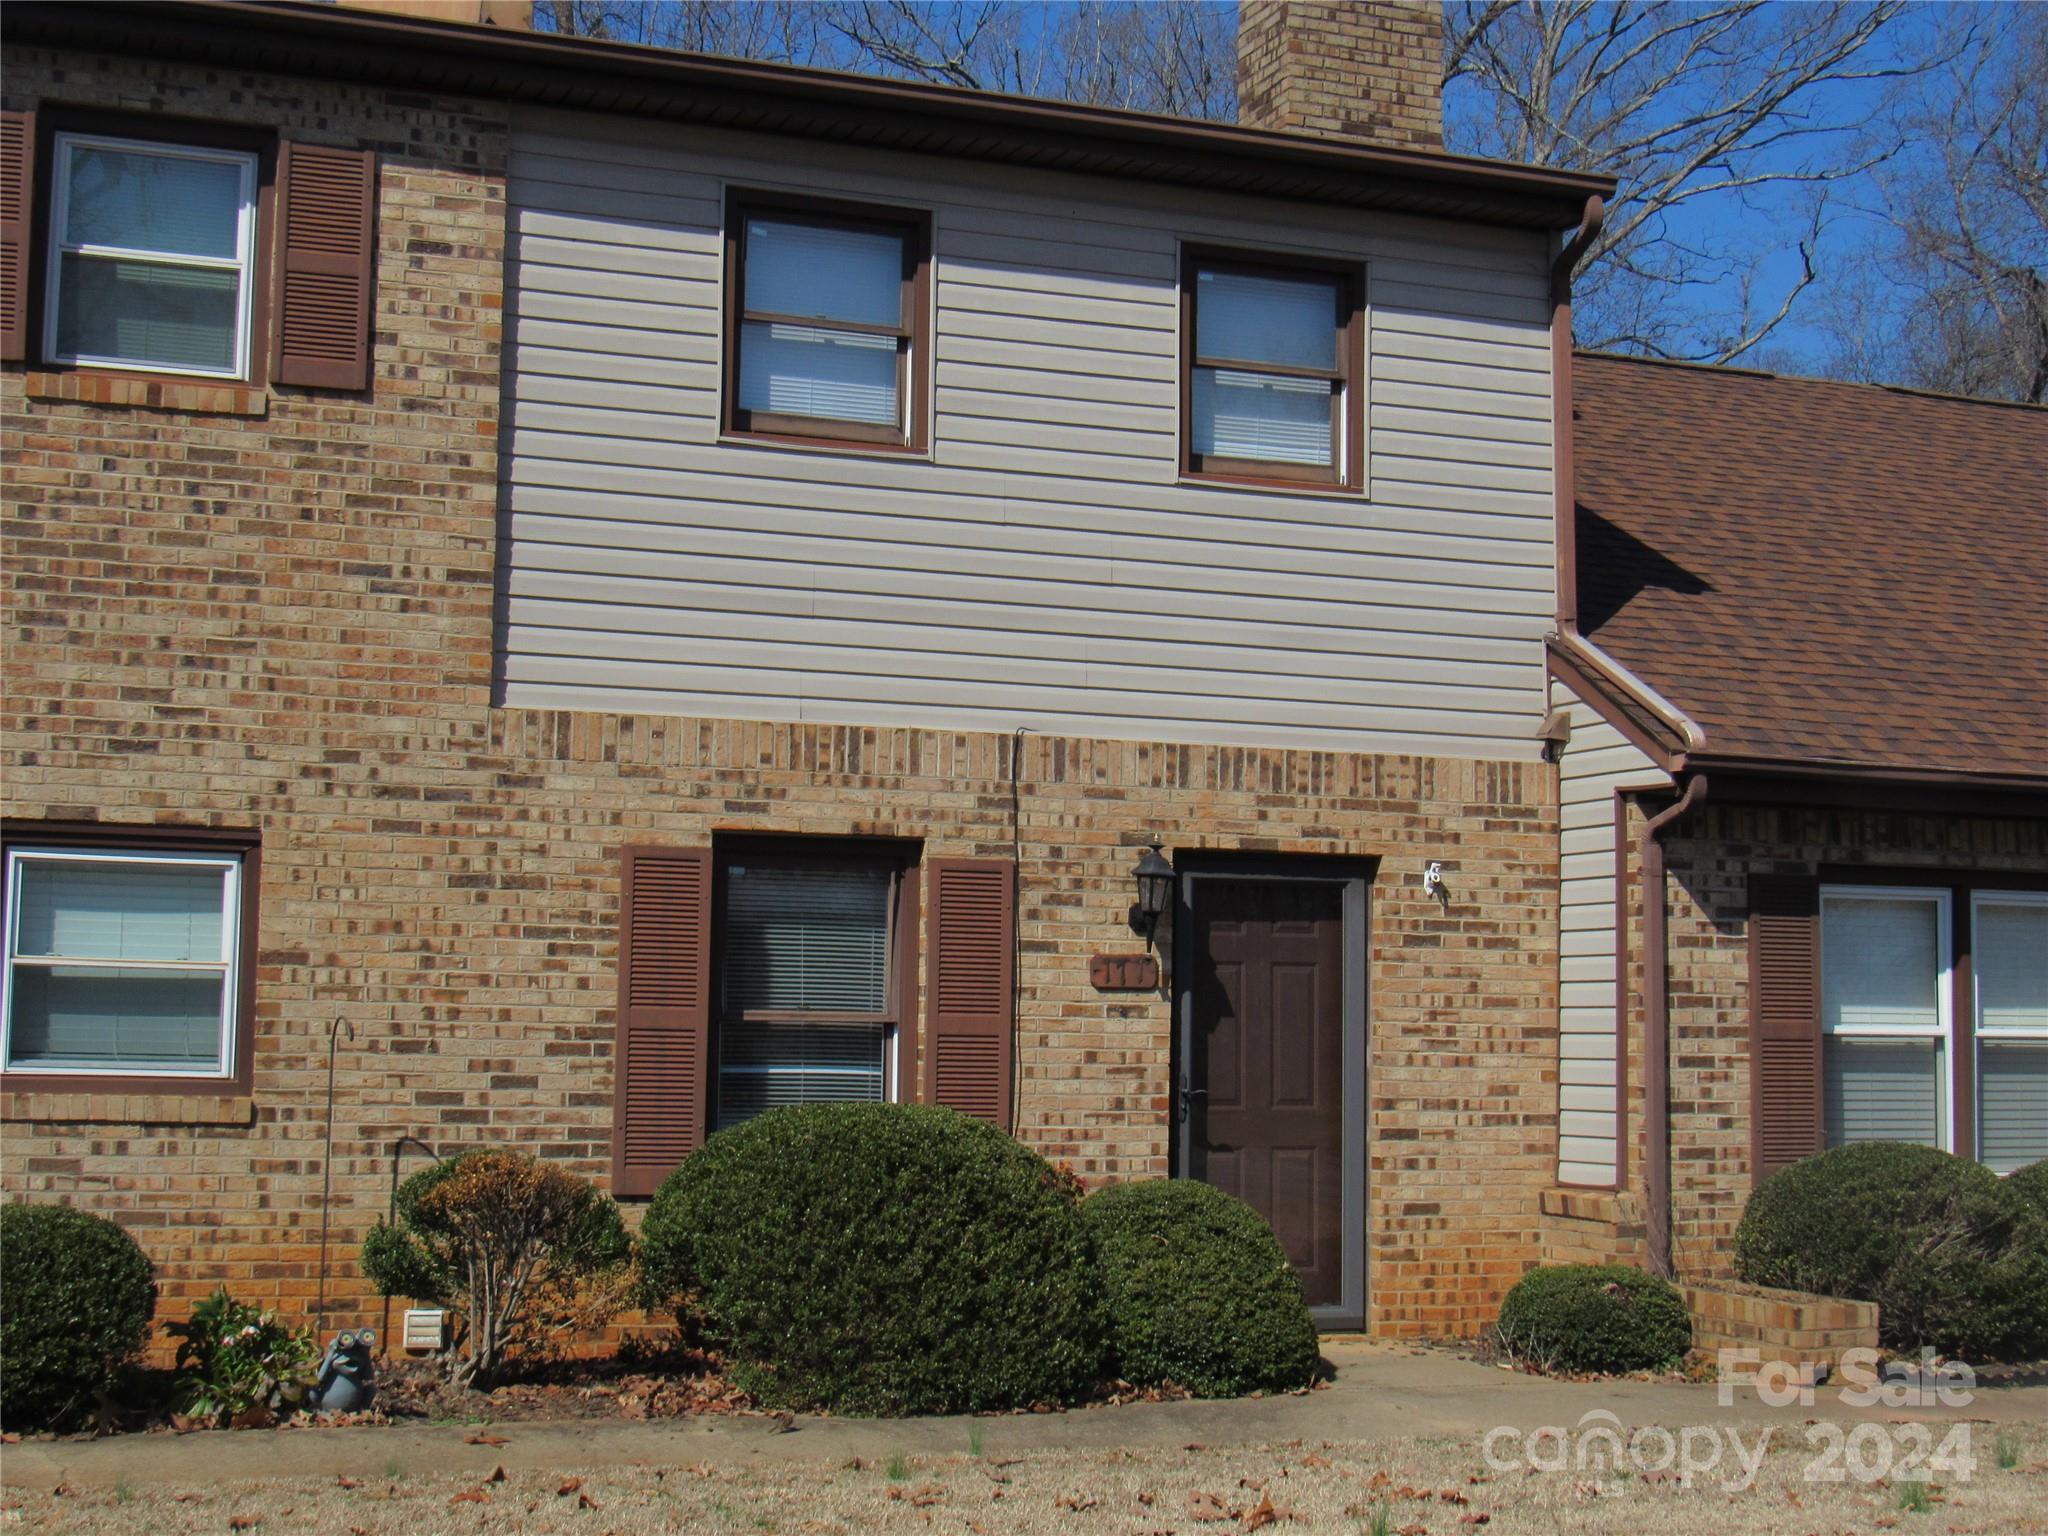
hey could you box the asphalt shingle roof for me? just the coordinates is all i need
[1573,354,2048,780]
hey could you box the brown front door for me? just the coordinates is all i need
[1184,876,1347,1308]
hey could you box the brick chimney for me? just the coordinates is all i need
[333,0,532,27]
[1237,0,1442,151]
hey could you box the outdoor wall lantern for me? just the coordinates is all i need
[1131,842,1175,950]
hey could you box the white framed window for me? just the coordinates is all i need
[1972,892,2048,1174]
[713,854,902,1130]
[1820,886,1953,1152]
[1,848,243,1079]
[43,133,259,379]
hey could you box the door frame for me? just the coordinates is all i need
[1172,853,1373,1331]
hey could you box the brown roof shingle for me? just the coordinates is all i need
[1574,354,2048,781]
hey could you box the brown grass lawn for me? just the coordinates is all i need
[6,1420,2044,1535]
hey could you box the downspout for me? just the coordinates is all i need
[1640,773,1707,1280]
[1550,193,1604,632]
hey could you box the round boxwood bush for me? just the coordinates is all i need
[1735,1142,2048,1361]
[637,1103,1102,1415]
[1079,1179,1318,1397]
[1494,1264,1692,1374]
[0,1203,158,1431]
[2010,1158,2048,1219]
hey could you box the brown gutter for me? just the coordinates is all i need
[1549,194,1604,631]
[6,1,1613,230]
[1639,773,1707,1280]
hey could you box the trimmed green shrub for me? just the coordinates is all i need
[1080,1179,1318,1397]
[1734,1142,2048,1361]
[361,1150,630,1387]
[0,1203,158,1431]
[2010,1158,2048,1220]
[1494,1264,1692,1374]
[638,1103,1102,1415]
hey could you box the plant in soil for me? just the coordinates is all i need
[0,1203,158,1432]
[167,1288,322,1426]
[360,1149,630,1388]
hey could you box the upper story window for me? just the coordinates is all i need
[723,192,930,452]
[45,133,259,379]
[1182,248,1363,491]
[2,845,245,1080]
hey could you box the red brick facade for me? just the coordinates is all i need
[3,45,1559,1341]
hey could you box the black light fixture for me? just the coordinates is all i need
[1131,842,1175,949]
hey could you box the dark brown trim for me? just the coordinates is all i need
[1179,244,1363,493]
[1550,194,1603,631]
[0,818,260,1098]
[721,187,931,455]
[6,3,1611,232]
[24,105,275,390]
[1545,644,1686,769]
[1678,761,2048,817]
[1637,774,1707,1279]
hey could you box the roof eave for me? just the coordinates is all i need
[5,0,1613,230]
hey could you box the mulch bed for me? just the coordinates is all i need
[373,1344,753,1424]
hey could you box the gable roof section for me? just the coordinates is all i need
[6,1,1609,231]
[1573,354,2048,784]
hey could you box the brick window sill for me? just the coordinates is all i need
[1541,1186,1621,1222]
[23,370,269,417]
[0,1090,255,1126]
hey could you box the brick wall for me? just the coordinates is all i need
[3,45,1554,1343]
[1237,0,1443,151]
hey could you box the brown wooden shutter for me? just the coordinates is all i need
[924,857,1016,1129]
[0,110,33,363]
[1749,873,1823,1183]
[272,141,375,390]
[611,845,713,1197]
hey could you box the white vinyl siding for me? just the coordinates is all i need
[498,111,1559,757]
[1551,678,1671,1186]
[2,848,242,1077]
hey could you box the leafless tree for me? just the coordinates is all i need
[539,1,1234,114]
[1816,5,2047,403]
[1443,1,1917,364]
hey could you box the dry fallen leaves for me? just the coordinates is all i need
[464,1431,510,1447]
[1244,1490,1302,1528]
[577,1491,601,1511]
[1055,1493,1099,1512]
[1188,1489,1237,1522]
[556,1477,583,1497]
[450,1488,491,1506]
[228,1519,260,1532]
[334,1476,359,1491]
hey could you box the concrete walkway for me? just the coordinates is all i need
[6,1340,2041,1492]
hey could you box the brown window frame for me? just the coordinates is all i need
[0,820,261,1098]
[26,107,276,391]
[708,838,921,1130]
[1180,244,1364,493]
[721,189,931,454]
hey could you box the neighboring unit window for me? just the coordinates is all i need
[725,197,927,449]
[1183,250,1361,489]
[1973,893,2048,1174]
[44,133,258,379]
[715,855,899,1128]
[1820,888,1951,1150]
[2,848,242,1078]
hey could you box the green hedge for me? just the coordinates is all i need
[1494,1264,1692,1374]
[1734,1142,2048,1361]
[0,1204,158,1431]
[637,1104,1102,1415]
[2010,1158,2048,1220]
[1080,1179,1318,1397]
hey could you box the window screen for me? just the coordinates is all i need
[1820,889,1949,1151]
[715,859,893,1129]
[1184,257,1353,484]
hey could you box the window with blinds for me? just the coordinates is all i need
[724,196,927,451]
[1973,894,2047,1174]
[3,848,242,1075]
[714,857,896,1131]
[46,134,257,378]
[1819,888,1950,1150]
